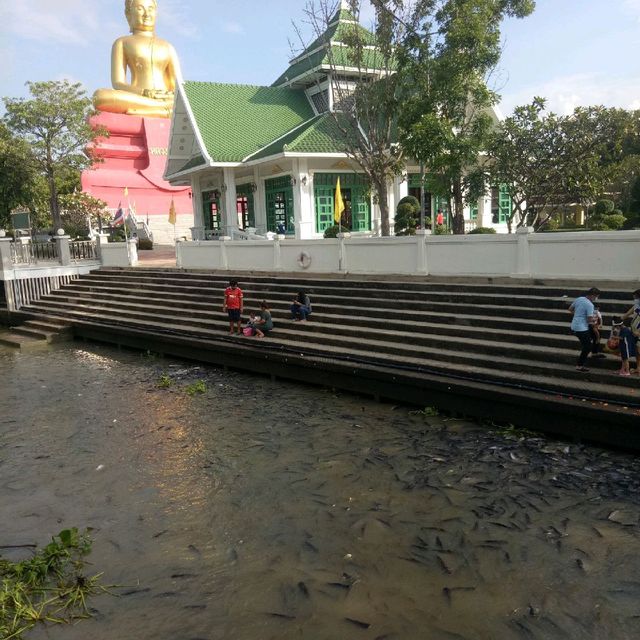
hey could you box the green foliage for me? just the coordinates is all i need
[394,200,419,235]
[0,123,37,228]
[0,528,106,639]
[593,199,615,216]
[602,213,626,230]
[323,224,340,239]
[433,224,450,235]
[186,380,207,396]
[138,238,154,250]
[392,0,535,234]
[485,100,640,231]
[622,216,640,230]
[3,80,106,230]
[157,373,173,388]
[468,226,497,234]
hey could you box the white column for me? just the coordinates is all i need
[54,235,71,266]
[478,191,493,229]
[514,226,533,276]
[253,167,267,234]
[191,175,204,228]
[294,159,314,239]
[222,167,238,236]
[0,238,13,274]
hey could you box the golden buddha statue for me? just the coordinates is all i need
[93,0,181,118]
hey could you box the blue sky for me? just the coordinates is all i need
[1,0,639,116]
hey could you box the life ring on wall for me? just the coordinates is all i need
[297,251,312,269]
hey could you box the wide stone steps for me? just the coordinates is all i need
[30,293,584,357]
[18,304,636,406]
[23,296,635,397]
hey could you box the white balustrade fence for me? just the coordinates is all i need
[176,229,640,282]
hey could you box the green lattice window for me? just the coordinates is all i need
[236,184,255,229]
[491,185,511,223]
[265,176,294,233]
[202,190,221,231]
[313,173,371,233]
[470,203,478,220]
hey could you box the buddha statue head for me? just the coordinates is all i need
[125,0,157,34]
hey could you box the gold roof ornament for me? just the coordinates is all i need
[93,0,182,118]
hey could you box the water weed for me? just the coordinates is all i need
[157,373,173,388]
[0,528,107,639]
[186,380,207,396]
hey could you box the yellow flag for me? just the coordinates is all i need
[168,198,177,225]
[123,186,129,198]
[334,177,345,224]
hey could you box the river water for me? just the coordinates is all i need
[1,343,639,640]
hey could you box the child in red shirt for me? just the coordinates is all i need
[223,280,243,335]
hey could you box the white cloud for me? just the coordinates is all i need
[500,72,640,115]
[0,0,105,46]
[223,22,244,35]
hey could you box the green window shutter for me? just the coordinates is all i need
[498,185,511,223]
[315,186,335,233]
[351,186,370,231]
[313,173,371,232]
[470,203,478,220]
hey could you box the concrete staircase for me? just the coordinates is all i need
[16,268,636,397]
[0,318,72,349]
[10,268,640,446]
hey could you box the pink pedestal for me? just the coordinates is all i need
[81,112,191,218]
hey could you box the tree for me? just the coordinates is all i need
[2,80,105,231]
[394,195,421,234]
[59,191,109,238]
[484,99,639,231]
[0,122,37,228]
[299,0,405,236]
[383,0,535,234]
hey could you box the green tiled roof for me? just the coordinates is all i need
[273,9,381,86]
[176,154,206,174]
[247,114,350,161]
[183,81,315,163]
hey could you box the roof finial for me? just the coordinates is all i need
[340,0,351,11]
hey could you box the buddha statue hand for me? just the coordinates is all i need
[142,88,174,101]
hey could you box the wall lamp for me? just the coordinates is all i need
[290,177,297,187]
[250,182,258,192]
[300,175,308,187]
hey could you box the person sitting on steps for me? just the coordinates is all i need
[291,291,312,322]
[247,301,273,338]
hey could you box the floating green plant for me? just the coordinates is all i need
[0,528,107,640]
[186,380,207,396]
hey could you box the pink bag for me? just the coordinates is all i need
[242,326,254,336]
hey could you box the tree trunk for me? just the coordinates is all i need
[376,179,390,236]
[47,169,62,232]
[452,178,465,235]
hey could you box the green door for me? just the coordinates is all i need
[313,173,371,233]
[351,186,370,231]
[265,177,294,233]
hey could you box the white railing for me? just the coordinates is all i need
[464,219,479,233]
[70,240,98,261]
[10,241,59,265]
[7,274,78,311]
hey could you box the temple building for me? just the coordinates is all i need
[164,4,509,240]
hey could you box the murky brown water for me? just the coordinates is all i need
[1,343,639,640]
